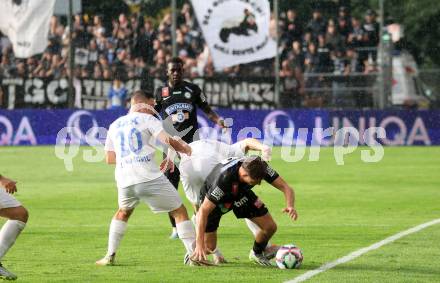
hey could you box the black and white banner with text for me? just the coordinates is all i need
[191,0,276,70]
[0,0,56,58]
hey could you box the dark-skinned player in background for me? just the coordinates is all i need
[154,57,227,239]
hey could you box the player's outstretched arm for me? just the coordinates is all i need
[271,176,298,221]
[105,151,116,164]
[156,131,192,156]
[0,174,17,194]
[241,138,272,161]
[200,104,227,128]
[193,197,216,261]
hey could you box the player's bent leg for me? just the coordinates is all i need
[0,206,27,280]
[165,167,180,238]
[244,218,278,259]
[248,214,277,266]
[0,206,28,223]
[250,213,277,243]
[96,208,133,266]
[169,205,198,261]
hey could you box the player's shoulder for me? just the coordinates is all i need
[182,80,201,93]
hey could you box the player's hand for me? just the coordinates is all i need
[0,176,17,194]
[191,244,209,262]
[282,207,298,221]
[160,158,175,173]
[183,144,192,156]
[261,145,272,161]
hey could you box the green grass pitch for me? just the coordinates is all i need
[0,146,439,282]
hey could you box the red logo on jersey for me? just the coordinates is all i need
[162,87,169,97]
[232,183,239,195]
[224,203,232,209]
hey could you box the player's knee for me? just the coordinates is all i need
[17,206,29,223]
[264,221,277,236]
[116,208,133,220]
[206,240,216,252]
[170,205,189,222]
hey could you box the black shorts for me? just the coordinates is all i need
[163,152,180,189]
[205,190,268,233]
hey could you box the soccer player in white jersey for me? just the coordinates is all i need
[0,174,29,280]
[162,138,277,264]
[96,91,204,266]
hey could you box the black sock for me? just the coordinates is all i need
[168,213,176,228]
[253,240,268,255]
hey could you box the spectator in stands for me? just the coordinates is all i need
[363,9,380,47]
[363,9,380,62]
[337,6,352,30]
[325,21,345,51]
[107,76,128,109]
[279,59,304,108]
[348,17,365,49]
[285,40,305,72]
[331,47,349,107]
[283,9,302,46]
[307,9,326,39]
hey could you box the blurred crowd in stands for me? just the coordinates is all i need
[0,4,380,81]
[0,3,382,108]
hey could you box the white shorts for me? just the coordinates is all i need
[118,175,182,213]
[0,189,21,209]
[179,157,219,205]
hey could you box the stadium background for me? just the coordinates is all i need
[0,0,439,282]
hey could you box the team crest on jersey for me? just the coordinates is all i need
[176,111,186,123]
[162,87,169,97]
[184,92,191,99]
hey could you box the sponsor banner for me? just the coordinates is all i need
[191,0,276,70]
[1,77,69,109]
[0,0,56,58]
[2,77,276,109]
[153,77,277,109]
[0,109,438,146]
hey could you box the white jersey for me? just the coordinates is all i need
[183,139,245,168]
[105,112,164,189]
[179,139,246,204]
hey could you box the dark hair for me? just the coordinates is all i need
[241,156,267,180]
[167,56,184,66]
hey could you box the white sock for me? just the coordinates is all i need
[107,219,127,257]
[213,248,223,257]
[0,220,26,260]
[176,220,196,254]
[245,218,271,248]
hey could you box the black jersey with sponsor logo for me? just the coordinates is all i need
[154,81,209,143]
[200,157,279,214]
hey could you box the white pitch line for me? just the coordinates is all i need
[285,218,440,283]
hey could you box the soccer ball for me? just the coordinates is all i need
[275,244,303,269]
